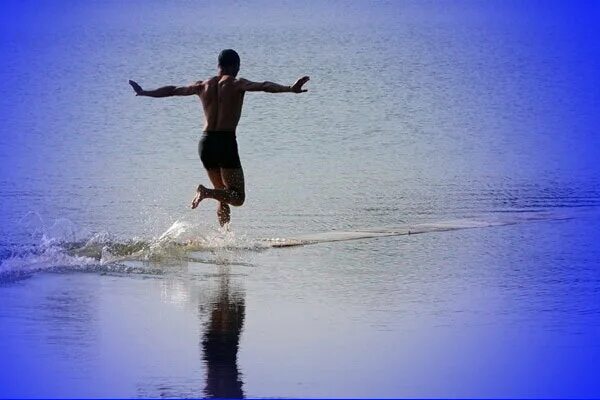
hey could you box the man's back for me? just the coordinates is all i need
[199,76,245,132]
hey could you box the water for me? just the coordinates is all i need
[1,1,599,397]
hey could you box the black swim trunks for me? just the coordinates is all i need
[198,131,242,169]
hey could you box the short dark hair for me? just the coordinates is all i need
[218,49,240,68]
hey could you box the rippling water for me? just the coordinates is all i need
[1,1,599,397]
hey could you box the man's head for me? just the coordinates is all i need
[218,49,240,76]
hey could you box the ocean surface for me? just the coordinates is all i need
[1,1,599,398]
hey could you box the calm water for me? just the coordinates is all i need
[1,1,599,398]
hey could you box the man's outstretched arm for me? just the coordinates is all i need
[128,80,202,97]
[239,76,310,93]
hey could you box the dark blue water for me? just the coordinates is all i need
[0,1,599,397]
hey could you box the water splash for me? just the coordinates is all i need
[0,216,264,283]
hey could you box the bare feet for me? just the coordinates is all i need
[217,203,231,226]
[191,184,208,209]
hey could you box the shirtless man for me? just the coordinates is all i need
[129,49,309,226]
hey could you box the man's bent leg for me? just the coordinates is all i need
[191,168,245,209]
[221,168,245,206]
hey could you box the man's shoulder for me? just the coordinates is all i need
[230,78,253,91]
[200,76,219,84]
[234,77,255,88]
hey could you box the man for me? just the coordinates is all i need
[129,49,309,226]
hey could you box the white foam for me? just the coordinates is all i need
[0,243,97,280]
[263,211,575,248]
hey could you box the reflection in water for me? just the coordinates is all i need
[202,271,245,398]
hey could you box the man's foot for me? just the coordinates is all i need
[217,203,231,226]
[191,184,208,209]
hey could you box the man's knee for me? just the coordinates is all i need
[231,191,245,207]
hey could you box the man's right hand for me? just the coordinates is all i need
[291,76,310,93]
[129,80,144,96]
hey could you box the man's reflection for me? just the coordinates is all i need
[201,271,245,398]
